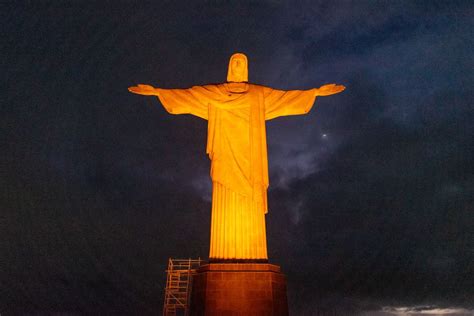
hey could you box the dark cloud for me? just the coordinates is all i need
[1,1,473,314]
[267,74,473,312]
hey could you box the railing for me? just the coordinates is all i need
[163,258,203,316]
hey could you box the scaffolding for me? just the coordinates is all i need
[163,258,203,316]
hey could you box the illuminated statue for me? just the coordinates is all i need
[129,53,345,261]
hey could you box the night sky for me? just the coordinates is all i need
[2,1,473,315]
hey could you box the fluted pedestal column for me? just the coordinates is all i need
[190,263,288,316]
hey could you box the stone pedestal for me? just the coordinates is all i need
[190,263,288,316]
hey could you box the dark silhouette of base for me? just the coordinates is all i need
[190,263,288,316]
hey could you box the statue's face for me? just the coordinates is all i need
[227,53,248,83]
[231,57,246,78]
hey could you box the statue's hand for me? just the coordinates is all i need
[314,84,345,96]
[128,84,158,96]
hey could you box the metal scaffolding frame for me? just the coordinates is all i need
[162,258,203,316]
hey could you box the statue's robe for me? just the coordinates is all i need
[156,83,316,260]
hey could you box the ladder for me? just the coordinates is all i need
[163,258,203,316]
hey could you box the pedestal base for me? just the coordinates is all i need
[190,263,288,316]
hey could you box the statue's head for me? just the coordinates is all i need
[227,53,248,83]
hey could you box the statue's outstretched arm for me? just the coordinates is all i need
[128,84,160,96]
[129,84,211,120]
[313,84,345,96]
[264,83,346,120]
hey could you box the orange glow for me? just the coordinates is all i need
[129,53,345,260]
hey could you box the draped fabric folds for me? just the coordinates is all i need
[156,84,316,260]
[209,182,267,259]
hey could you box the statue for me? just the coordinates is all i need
[129,53,345,262]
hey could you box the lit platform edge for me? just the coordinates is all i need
[190,263,289,315]
[197,263,281,272]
